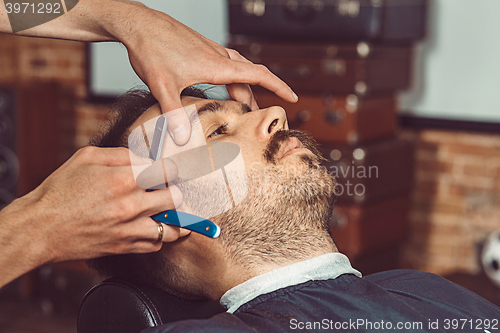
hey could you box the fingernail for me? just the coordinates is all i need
[179,228,192,237]
[169,185,183,208]
[292,91,298,101]
[172,125,189,144]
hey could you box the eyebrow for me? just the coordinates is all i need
[196,101,252,117]
[196,101,223,118]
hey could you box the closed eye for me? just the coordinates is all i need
[208,123,228,139]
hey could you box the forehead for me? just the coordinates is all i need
[130,97,243,131]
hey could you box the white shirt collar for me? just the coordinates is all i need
[220,252,361,313]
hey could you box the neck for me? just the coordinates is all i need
[205,243,338,300]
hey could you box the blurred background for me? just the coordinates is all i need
[0,0,499,332]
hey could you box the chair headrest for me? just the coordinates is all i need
[77,277,224,333]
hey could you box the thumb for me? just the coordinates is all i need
[226,83,259,110]
[157,95,192,146]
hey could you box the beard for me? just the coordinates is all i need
[177,129,338,268]
[129,130,338,299]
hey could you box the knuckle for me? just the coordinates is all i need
[120,171,138,189]
[108,170,136,194]
[104,231,134,255]
[107,198,138,221]
[111,147,132,163]
[114,243,134,255]
[256,64,269,74]
[114,146,129,157]
[216,45,230,57]
[150,242,163,252]
[113,226,130,241]
[117,199,139,219]
[76,146,98,160]
[131,0,147,8]
[227,48,241,57]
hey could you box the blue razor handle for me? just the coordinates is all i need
[151,210,221,239]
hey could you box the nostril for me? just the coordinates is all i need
[268,119,278,133]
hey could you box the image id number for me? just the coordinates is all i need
[5,2,61,14]
[443,318,498,330]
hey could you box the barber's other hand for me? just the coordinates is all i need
[19,146,188,263]
[120,4,298,145]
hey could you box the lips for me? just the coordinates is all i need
[277,137,305,160]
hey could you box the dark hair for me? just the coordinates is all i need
[86,86,208,281]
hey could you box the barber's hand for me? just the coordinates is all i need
[23,146,188,263]
[121,5,298,145]
[2,0,297,145]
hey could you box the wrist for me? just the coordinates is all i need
[0,193,52,288]
[7,0,151,42]
[87,0,151,45]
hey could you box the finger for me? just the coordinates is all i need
[226,83,259,110]
[141,184,184,214]
[124,240,163,254]
[157,223,192,243]
[150,85,192,146]
[117,222,182,252]
[76,146,147,167]
[225,49,296,105]
[130,218,190,245]
[222,61,298,103]
[135,158,179,189]
[226,48,253,64]
[158,224,192,243]
[145,218,182,243]
[163,107,192,146]
[223,51,258,109]
[178,228,191,237]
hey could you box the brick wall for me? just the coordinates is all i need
[0,34,86,97]
[1,33,499,277]
[401,129,500,275]
[0,33,110,158]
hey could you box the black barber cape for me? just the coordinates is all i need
[142,269,500,333]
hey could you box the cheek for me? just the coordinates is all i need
[238,143,267,172]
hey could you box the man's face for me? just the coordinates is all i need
[127,96,336,299]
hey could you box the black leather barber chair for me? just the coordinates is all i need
[78,277,225,333]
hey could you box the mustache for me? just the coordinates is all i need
[263,130,325,165]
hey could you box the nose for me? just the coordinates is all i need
[253,106,288,141]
